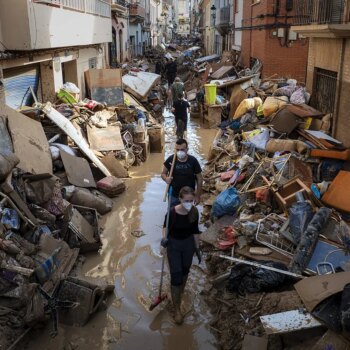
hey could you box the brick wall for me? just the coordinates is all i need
[335,39,350,147]
[240,0,308,82]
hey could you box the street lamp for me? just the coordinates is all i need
[210,4,216,54]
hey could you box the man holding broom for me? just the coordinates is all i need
[161,138,203,207]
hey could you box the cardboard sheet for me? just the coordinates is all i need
[60,150,96,188]
[5,105,52,174]
[122,72,161,101]
[87,125,124,152]
[85,69,124,106]
[322,171,350,213]
[294,271,350,312]
[242,335,268,350]
[211,66,235,80]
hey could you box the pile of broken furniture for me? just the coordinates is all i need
[200,76,350,349]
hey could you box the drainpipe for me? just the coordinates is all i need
[332,38,346,138]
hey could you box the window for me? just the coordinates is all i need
[88,57,97,69]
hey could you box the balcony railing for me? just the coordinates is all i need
[129,3,146,18]
[32,0,111,17]
[293,0,346,25]
[218,6,230,25]
[112,0,128,7]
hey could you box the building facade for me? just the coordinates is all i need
[292,0,350,147]
[111,0,129,65]
[0,0,112,107]
[129,0,150,57]
[176,0,191,37]
[240,0,309,83]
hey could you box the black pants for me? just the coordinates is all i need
[167,235,195,286]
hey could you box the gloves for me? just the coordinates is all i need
[195,247,202,264]
[161,238,168,248]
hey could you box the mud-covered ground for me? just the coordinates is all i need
[23,112,218,350]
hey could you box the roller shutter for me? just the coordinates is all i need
[3,65,40,109]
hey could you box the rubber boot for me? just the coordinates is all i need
[180,274,188,294]
[171,285,183,325]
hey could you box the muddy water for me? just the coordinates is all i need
[26,112,217,350]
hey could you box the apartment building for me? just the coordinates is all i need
[292,0,350,147]
[111,0,129,65]
[176,0,190,37]
[129,0,151,57]
[239,0,309,83]
[0,0,112,108]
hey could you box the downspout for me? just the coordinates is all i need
[332,38,346,138]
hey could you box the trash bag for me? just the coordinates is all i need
[211,188,241,218]
[289,202,314,244]
[290,87,307,105]
[227,261,288,294]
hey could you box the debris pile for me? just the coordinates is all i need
[199,68,350,349]
[0,64,166,347]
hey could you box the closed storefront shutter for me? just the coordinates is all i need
[3,65,40,109]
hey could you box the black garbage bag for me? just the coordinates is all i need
[227,261,288,294]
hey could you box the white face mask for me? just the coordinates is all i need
[182,202,193,211]
[177,150,187,160]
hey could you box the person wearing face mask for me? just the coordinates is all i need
[161,186,202,325]
[161,138,203,207]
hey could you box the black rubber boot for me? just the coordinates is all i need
[171,285,183,325]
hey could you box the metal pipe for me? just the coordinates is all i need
[217,254,305,279]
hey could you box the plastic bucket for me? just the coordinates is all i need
[204,84,217,105]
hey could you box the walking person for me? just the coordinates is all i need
[161,186,202,325]
[171,77,185,104]
[165,58,177,86]
[172,92,190,139]
[161,138,203,207]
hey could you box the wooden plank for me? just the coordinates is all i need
[211,66,235,80]
[87,125,124,152]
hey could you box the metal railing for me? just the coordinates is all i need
[293,0,346,25]
[112,0,127,7]
[218,6,230,25]
[32,0,111,17]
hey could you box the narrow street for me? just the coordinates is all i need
[25,112,217,350]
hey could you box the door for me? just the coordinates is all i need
[119,30,123,62]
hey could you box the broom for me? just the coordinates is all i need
[149,186,173,311]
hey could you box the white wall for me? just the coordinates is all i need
[76,47,104,96]
[0,0,112,51]
[234,0,243,49]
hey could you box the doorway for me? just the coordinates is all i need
[119,30,123,62]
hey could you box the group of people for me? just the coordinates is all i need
[160,138,203,325]
[155,58,189,139]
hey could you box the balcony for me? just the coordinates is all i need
[218,6,230,26]
[33,0,111,17]
[129,3,146,23]
[0,0,112,51]
[214,6,230,35]
[292,0,350,38]
[111,0,127,13]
